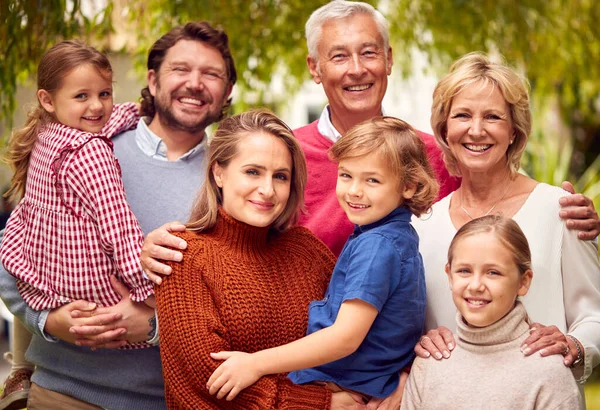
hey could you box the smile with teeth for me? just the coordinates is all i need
[83,116,102,121]
[345,84,372,92]
[348,202,370,209]
[464,144,492,152]
[178,97,206,106]
[466,298,490,306]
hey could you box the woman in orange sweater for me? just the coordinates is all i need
[155,109,362,409]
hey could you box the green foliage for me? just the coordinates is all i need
[0,0,114,127]
[126,0,340,112]
[388,0,600,115]
[522,129,600,212]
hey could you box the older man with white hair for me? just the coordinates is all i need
[293,0,459,256]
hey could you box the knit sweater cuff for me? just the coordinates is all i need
[278,381,332,409]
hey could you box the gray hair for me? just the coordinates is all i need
[305,0,389,62]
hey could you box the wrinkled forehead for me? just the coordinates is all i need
[318,14,386,52]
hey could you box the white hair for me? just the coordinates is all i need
[305,0,390,62]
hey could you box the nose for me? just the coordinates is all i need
[187,70,205,91]
[89,97,103,113]
[347,180,362,197]
[468,117,484,138]
[258,176,274,198]
[348,54,367,77]
[467,274,485,292]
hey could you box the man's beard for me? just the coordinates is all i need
[154,89,222,134]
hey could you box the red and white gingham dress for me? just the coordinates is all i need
[0,103,153,316]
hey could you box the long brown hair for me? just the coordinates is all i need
[140,21,237,120]
[187,109,306,233]
[4,40,112,201]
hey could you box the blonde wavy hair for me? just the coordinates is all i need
[329,116,439,217]
[186,109,307,232]
[4,40,112,202]
[431,52,531,177]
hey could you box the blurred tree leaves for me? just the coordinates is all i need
[1,0,599,173]
[387,0,600,173]
[0,0,114,127]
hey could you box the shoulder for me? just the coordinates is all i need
[292,120,319,139]
[530,183,570,203]
[278,226,337,265]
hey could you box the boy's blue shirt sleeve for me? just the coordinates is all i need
[341,233,401,311]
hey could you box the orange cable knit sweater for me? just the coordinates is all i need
[156,209,336,409]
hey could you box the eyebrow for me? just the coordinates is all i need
[338,166,382,176]
[243,164,291,173]
[168,60,226,72]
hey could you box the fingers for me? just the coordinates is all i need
[74,328,127,347]
[415,329,452,360]
[70,323,126,337]
[70,311,122,326]
[438,326,456,351]
[225,386,242,401]
[207,370,228,396]
[561,181,575,194]
[559,193,591,208]
[66,300,97,314]
[210,351,232,361]
[521,325,565,356]
[558,193,599,239]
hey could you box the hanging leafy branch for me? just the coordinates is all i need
[0,0,114,128]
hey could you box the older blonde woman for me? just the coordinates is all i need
[413,53,600,386]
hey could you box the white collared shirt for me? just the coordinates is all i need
[316,105,386,143]
[135,117,207,161]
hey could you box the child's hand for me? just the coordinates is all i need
[207,351,262,401]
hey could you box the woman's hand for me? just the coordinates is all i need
[45,300,123,345]
[521,322,580,366]
[413,326,455,359]
[560,181,600,240]
[366,370,408,409]
[207,351,263,401]
[69,276,155,348]
[141,222,187,285]
[330,391,368,410]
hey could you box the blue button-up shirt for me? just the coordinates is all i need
[288,206,426,398]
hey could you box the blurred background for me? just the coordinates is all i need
[0,0,599,405]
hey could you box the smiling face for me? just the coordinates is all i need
[446,81,514,177]
[446,232,532,327]
[308,13,392,133]
[147,39,232,134]
[38,64,113,133]
[335,150,414,226]
[213,131,293,228]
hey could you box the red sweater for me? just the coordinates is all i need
[294,120,461,256]
[156,210,336,409]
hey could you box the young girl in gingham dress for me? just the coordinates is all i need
[0,41,154,410]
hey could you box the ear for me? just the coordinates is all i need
[224,82,233,102]
[517,269,533,297]
[37,90,55,113]
[147,69,158,97]
[401,183,418,200]
[212,163,224,188]
[307,55,322,85]
[386,47,393,75]
[445,263,453,289]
